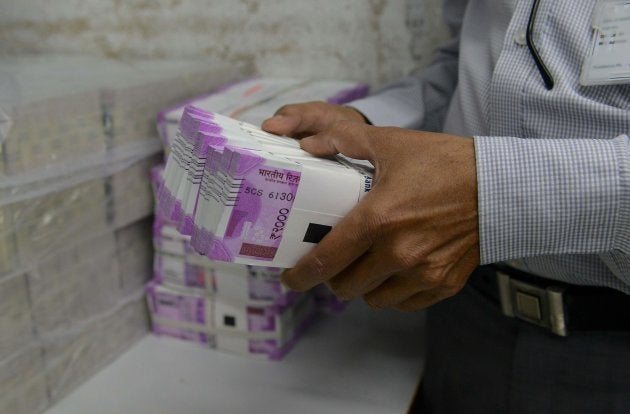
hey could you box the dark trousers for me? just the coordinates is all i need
[410,267,630,414]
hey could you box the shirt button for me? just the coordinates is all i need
[514,30,527,46]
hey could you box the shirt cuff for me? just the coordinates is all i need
[347,91,425,129]
[474,135,628,264]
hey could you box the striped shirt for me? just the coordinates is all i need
[351,0,630,293]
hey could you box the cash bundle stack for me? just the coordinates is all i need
[145,277,315,360]
[150,165,317,359]
[146,78,370,359]
[156,78,370,151]
[158,106,374,268]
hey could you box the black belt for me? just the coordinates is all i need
[469,265,630,336]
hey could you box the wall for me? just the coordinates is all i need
[0,0,450,87]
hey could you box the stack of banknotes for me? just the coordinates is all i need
[158,106,373,268]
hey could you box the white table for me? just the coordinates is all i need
[45,300,426,414]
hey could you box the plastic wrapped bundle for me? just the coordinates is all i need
[0,208,18,279]
[157,77,369,150]
[153,215,199,257]
[160,108,373,267]
[0,273,35,361]
[0,55,248,174]
[153,251,299,307]
[0,346,48,414]
[116,218,154,296]
[145,281,316,360]
[109,153,163,229]
[0,141,165,280]
[42,295,148,402]
[0,220,155,409]
[0,55,250,412]
[152,163,346,313]
[147,76,369,359]
[101,60,248,149]
[28,232,121,335]
[10,178,108,266]
[0,76,104,175]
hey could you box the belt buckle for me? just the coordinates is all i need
[496,271,567,337]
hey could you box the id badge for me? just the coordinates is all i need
[580,0,630,86]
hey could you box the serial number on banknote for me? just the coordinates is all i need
[244,187,295,201]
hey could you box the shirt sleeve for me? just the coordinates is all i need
[475,134,630,287]
[349,0,468,131]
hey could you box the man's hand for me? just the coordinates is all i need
[282,121,480,311]
[261,101,368,138]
